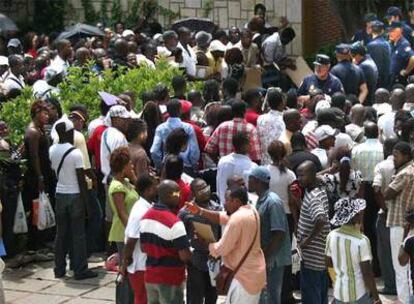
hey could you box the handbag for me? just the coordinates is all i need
[215,209,259,296]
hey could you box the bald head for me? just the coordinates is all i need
[297,160,317,188]
[406,84,414,103]
[283,109,301,132]
[350,104,365,126]
[364,122,378,139]
[390,88,405,111]
[375,88,390,104]
[227,175,246,189]
[158,180,180,208]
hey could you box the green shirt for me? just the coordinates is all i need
[108,179,139,242]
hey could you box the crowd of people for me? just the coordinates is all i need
[3,2,414,304]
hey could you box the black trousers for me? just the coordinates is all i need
[281,214,295,303]
[186,263,217,304]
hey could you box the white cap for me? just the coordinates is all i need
[314,125,336,142]
[122,29,135,38]
[315,99,331,116]
[209,40,227,52]
[104,105,131,127]
[51,115,74,142]
[0,56,8,66]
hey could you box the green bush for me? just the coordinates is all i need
[0,60,203,146]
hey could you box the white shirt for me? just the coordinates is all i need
[136,54,155,69]
[257,110,286,165]
[216,153,257,205]
[3,72,25,93]
[125,197,152,273]
[373,156,395,213]
[32,80,59,99]
[334,132,354,150]
[178,42,196,77]
[100,127,128,183]
[51,55,69,75]
[311,148,329,169]
[373,102,392,116]
[262,32,285,65]
[267,164,296,214]
[378,112,396,141]
[88,116,105,137]
[49,143,84,194]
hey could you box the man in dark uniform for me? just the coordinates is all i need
[408,3,414,30]
[367,20,391,89]
[330,43,368,103]
[389,21,414,85]
[352,13,377,46]
[297,54,343,105]
[386,6,414,46]
[351,42,378,106]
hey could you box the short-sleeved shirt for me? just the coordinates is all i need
[358,55,378,105]
[87,124,107,170]
[367,35,391,89]
[387,162,414,227]
[390,37,414,81]
[124,197,152,273]
[373,156,395,213]
[267,165,296,214]
[256,191,291,268]
[140,203,190,286]
[108,179,139,242]
[326,225,372,302]
[403,234,414,291]
[100,127,128,183]
[297,73,343,97]
[322,170,362,199]
[298,187,330,271]
[330,61,366,96]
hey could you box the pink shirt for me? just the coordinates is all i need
[209,205,266,294]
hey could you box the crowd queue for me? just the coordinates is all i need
[3,3,414,304]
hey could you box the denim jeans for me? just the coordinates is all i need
[186,263,217,304]
[335,293,372,303]
[146,283,184,304]
[116,242,134,304]
[410,294,414,304]
[86,189,103,255]
[54,193,88,276]
[300,263,328,304]
[260,265,285,304]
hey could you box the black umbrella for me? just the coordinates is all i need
[0,13,18,33]
[171,17,217,34]
[57,23,104,40]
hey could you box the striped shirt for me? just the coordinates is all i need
[298,187,330,270]
[326,225,372,302]
[140,203,190,285]
[351,139,384,182]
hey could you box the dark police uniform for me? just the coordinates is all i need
[297,73,343,96]
[390,36,414,83]
[331,60,366,96]
[367,35,391,89]
[352,30,372,46]
[359,55,378,105]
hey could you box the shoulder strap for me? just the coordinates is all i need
[103,129,111,153]
[56,147,76,178]
[8,77,24,89]
[233,209,259,275]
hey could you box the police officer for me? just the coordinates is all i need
[367,20,391,89]
[352,13,377,46]
[331,44,368,103]
[386,6,414,46]
[297,54,343,105]
[408,3,414,30]
[351,42,378,106]
[389,21,414,85]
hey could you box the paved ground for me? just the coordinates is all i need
[1,260,400,304]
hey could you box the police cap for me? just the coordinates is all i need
[389,21,403,30]
[386,6,402,18]
[363,13,377,23]
[351,42,366,56]
[313,54,330,66]
[335,43,351,55]
[371,20,385,32]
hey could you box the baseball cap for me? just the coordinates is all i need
[350,42,366,56]
[98,91,119,106]
[335,43,351,55]
[209,40,226,52]
[386,6,402,18]
[7,38,21,48]
[313,54,330,65]
[122,29,135,38]
[314,125,336,142]
[0,56,8,66]
[248,166,271,183]
[179,100,192,114]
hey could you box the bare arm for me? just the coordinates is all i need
[76,168,89,206]
[178,248,192,264]
[122,237,138,275]
[404,56,414,75]
[27,129,44,191]
[300,216,326,249]
[360,261,381,303]
[384,187,399,201]
[358,83,368,104]
[264,230,285,259]
[399,245,410,266]
[112,192,129,227]
[373,186,387,211]
[185,202,222,225]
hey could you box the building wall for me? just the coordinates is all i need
[0,0,33,27]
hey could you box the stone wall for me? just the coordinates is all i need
[0,0,33,28]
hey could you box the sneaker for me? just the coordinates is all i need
[54,272,66,279]
[74,270,98,280]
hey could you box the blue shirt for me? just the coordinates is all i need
[358,55,378,105]
[390,37,414,81]
[367,36,391,89]
[150,117,200,170]
[256,190,291,268]
[331,61,366,96]
[297,73,343,96]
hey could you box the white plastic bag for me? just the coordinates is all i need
[291,235,301,274]
[13,192,28,234]
[37,192,56,230]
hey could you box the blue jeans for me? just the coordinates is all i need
[335,293,372,303]
[86,189,103,254]
[260,265,285,304]
[410,294,414,304]
[300,263,328,304]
